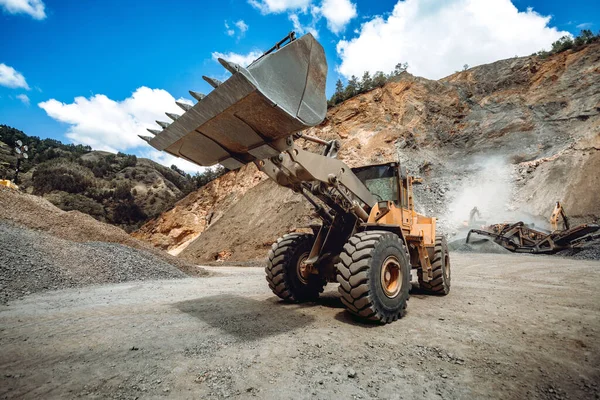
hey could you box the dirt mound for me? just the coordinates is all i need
[136,42,600,263]
[0,221,188,304]
[0,186,205,277]
[179,179,313,263]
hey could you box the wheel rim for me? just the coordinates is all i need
[380,256,402,298]
[296,252,310,284]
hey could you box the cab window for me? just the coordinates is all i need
[353,165,399,204]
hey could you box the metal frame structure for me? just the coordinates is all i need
[466,220,599,254]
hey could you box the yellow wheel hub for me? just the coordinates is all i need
[380,256,402,298]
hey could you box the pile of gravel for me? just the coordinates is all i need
[0,186,205,277]
[0,221,188,304]
[556,239,600,261]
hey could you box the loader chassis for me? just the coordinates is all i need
[140,32,450,323]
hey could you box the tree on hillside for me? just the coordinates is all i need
[392,62,408,76]
[536,30,599,58]
[372,71,387,88]
[575,29,595,46]
[359,71,373,93]
[551,35,574,53]
[344,75,359,100]
[191,165,227,189]
[328,79,345,107]
[170,164,186,177]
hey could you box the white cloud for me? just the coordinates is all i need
[38,87,208,173]
[248,0,311,14]
[235,20,249,34]
[224,19,249,38]
[336,0,569,80]
[0,0,46,19]
[576,22,592,29]
[317,0,356,34]
[224,21,235,36]
[249,0,356,35]
[289,10,319,38]
[0,63,30,90]
[38,86,186,152]
[211,50,263,67]
[16,93,30,106]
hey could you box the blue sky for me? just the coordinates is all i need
[0,0,597,172]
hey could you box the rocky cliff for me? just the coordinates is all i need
[134,42,600,262]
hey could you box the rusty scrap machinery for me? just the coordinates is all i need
[140,32,450,323]
[466,202,599,254]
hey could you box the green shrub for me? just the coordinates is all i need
[45,192,105,220]
[112,202,146,224]
[114,181,133,200]
[32,160,94,195]
[551,36,574,53]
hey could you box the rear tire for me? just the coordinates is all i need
[418,235,451,295]
[336,231,411,324]
[265,233,327,302]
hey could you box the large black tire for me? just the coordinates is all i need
[418,235,451,295]
[336,231,411,324]
[265,233,327,302]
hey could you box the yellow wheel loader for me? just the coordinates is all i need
[0,179,18,190]
[140,32,450,323]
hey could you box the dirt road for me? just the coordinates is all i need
[1,253,599,399]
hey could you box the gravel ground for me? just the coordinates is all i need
[1,253,599,399]
[0,186,204,276]
[0,220,188,304]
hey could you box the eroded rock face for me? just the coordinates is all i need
[134,43,600,261]
[132,164,266,254]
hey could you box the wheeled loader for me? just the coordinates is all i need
[140,32,450,323]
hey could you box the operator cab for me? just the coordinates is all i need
[352,162,414,210]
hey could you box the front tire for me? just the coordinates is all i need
[265,233,327,302]
[336,231,411,324]
[418,235,451,295]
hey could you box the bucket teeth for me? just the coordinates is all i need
[166,112,180,121]
[156,120,170,129]
[189,91,206,101]
[218,58,241,74]
[138,135,153,143]
[202,76,222,88]
[176,101,193,111]
[147,128,162,135]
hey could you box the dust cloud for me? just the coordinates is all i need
[444,156,514,233]
[444,156,551,235]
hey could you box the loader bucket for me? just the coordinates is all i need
[144,33,327,170]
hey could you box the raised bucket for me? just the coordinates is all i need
[145,33,327,170]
